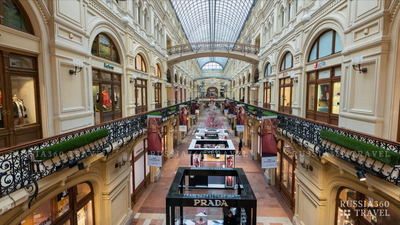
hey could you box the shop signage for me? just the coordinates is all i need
[250,87,257,91]
[104,63,114,70]
[314,61,326,68]
[205,133,218,139]
[194,199,228,207]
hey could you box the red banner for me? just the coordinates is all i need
[261,116,278,168]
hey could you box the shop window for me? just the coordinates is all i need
[280,52,293,71]
[263,82,271,109]
[248,73,250,83]
[275,140,296,212]
[1,0,32,33]
[167,70,171,83]
[309,30,342,62]
[20,182,94,225]
[0,52,41,147]
[264,63,271,77]
[135,54,147,72]
[174,74,177,83]
[91,33,120,63]
[135,78,147,113]
[336,188,400,225]
[92,70,122,125]
[279,78,293,114]
[306,67,341,125]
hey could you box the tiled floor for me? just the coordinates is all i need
[132,107,293,225]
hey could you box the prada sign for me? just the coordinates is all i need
[194,199,228,207]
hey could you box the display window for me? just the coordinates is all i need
[155,64,162,109]
[20,182,94,225]
[279,78,293,114]
[306,67,341,125]
[335,188,400,225]
[91,33,119,63]
[130,139,149,206]
[275,140,296,212]
[92,70,121,124]
[263,82,271,109]
[134,78,147,114]
[0,0,33,34]
[0,51,42,147]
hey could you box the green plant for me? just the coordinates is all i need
[35,129,109,161]
[320,130,400,166]
[148,112,162,116]
[167,106,176,111]
[263,111,278,117]
[248,106,256,111]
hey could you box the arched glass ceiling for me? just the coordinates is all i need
[170,0,257,69]
[202,62,223,71]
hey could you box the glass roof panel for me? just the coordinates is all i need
[170,0,257,70]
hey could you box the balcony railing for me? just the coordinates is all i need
[0,101,189,208]
[232,100,400,187]
[167,42,260,56]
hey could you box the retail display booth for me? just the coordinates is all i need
[166,167,257,225]
[194,128,229,140]
[188,139,236,188]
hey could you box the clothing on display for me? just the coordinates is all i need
[12,97,27,126]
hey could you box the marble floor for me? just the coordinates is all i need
[131,107,293,225]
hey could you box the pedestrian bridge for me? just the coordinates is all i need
[167,42,260,65]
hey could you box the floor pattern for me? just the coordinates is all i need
[131,108,293,225]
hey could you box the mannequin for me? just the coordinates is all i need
[13,94,27,126]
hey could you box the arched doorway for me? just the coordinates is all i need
[207,87,218,97]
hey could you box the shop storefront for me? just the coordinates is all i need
[135,78,147,114]
[275,140,296,212]
[306,30,342,125]
[130,139,150,205]
[20,182,94,225]
[279,52,294,114]
[335,187,400,225]
[162,125,168,163]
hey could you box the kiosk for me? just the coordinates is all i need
[165,167,257,225]
[188,139,236,188]
[194,128,229,140]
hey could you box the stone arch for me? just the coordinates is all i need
[302,17,346,65]
[132,46,151,72]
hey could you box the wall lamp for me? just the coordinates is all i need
[351,56,368,73]
[152,79,161,86]
[290,74,299,83]
[115,152,128,169]
[299,153,313,171]
[69,58,83,75]
[69,161,85,170]
[355,165,377,181]
[130,74,137,83]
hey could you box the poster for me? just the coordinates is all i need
[236,104,245,131]
[147,115,162,167]
[224,99,229,114]
[261,116,278,168]
[228,101,234,118]
[190,101,199,115]
[226,155,235,187]
[193,154,201,167]
[179,105,188,131]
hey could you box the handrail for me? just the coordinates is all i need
[0,100,191,206]
[167,42,260,56]
[231,99,400,187]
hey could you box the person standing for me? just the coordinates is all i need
[224,210,236,225]
[238,139,242,156]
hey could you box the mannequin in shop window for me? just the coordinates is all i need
[96,89,112,110]
[13,94,27,126]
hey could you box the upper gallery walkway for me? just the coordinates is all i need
[131,108,293,225]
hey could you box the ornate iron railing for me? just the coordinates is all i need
[233,100,400,187]
[0,102,187,208]
[167,42,260,56]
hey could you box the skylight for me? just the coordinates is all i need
[202,62,223,71]
[170,0,257,69]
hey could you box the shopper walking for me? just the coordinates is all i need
[238,139,242,156]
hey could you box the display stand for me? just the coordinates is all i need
[166,167,257,225]
[188,139,236,188]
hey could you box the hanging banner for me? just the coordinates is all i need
[225,155,235,187]
[147,115,162,167]
[191,100,200,115]
[228,101,234,118]
[224,99,229,114]
[236,104,245,131]
[179,105,188,131]
[261,116,278,168]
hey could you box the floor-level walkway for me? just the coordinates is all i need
[131,107,293,225]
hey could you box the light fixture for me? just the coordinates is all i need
[299,153,313,171]
[165,54,169,58]
[357,170,366,181]
[150,41,155,47]
[351,56,368,73]
[69,58,83,75]
[302,10,311,23]
[130,74,137,83]
[115,152,128,168]
[121,16,129,24]
[272,38,278,46]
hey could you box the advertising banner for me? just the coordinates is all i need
[261,116,278,168]
[228,101,234,118]
[225,155,235,187]
[191,100,200,115]
[179,105,188,131]
[147,115,162,167]
[236,104,245,131]
[224,99,229,114]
